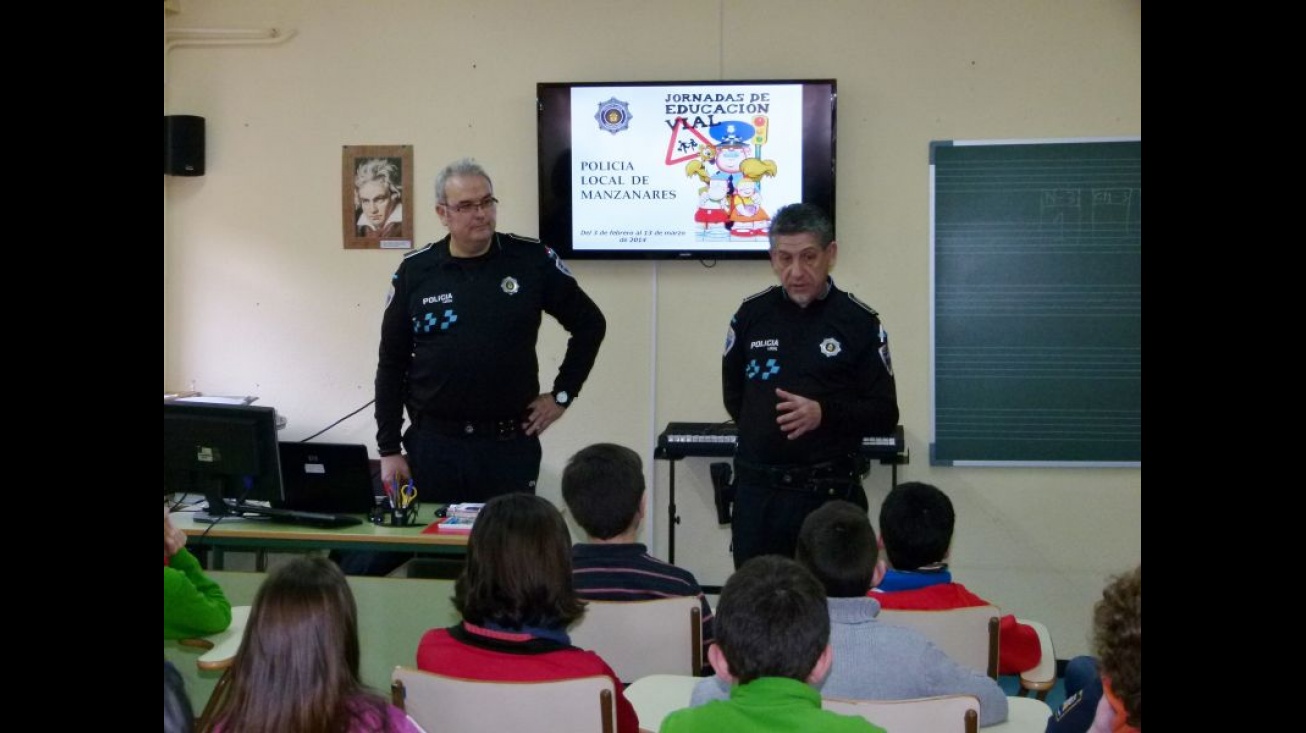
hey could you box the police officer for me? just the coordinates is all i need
[375,158,607,505]
[722,202,898,569]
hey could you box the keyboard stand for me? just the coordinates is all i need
[653,424,909,565]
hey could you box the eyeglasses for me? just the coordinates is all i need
[443,197,499,215]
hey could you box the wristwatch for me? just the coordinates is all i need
[552,389,571,408]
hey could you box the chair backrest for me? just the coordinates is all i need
[876,605,1000,679]
[176,605,251,732]
[823,694,980,733]
[568,596,703,681]
[391,667,617,733]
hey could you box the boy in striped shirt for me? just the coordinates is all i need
[562,443,715,664]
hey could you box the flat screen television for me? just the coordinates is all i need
[164,402,284,519]
[537,79,836,260]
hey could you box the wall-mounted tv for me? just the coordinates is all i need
[538,79,836,260]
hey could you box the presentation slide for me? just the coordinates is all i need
[566,83,807,253]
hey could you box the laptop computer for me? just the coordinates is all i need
[277,442,379,514]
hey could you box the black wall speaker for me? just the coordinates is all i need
[164,115,205,176]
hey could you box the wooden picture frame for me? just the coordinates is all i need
[342,145,414,250]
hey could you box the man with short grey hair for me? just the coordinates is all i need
[375,157,607,506]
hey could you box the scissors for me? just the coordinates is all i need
[399,478,418,510]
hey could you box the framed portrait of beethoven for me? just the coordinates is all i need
[342,145,414,250]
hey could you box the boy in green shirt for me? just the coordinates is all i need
[660,555,884,733]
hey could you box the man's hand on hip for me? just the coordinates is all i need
[775,388,822,439]
[524,393,565,436]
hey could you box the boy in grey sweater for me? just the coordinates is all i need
[690,500,1008,727]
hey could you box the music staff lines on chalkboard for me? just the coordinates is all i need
[936,407,1140,442]
[930,138,1140,465]
[936,346,1140,379]
[935,285,1140,316]
[935,224,1140,253]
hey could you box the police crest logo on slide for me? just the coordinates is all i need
[594,97,632,135]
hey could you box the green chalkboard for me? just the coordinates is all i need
[930,139,1140,466]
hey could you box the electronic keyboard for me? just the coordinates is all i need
[657,423,904,459]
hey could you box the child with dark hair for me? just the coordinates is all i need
[203,556,422,733]
[874,481,1041,675]
[692,501,1007,726]
[662,555,884,733]
[562,443,714,659]
[416,493,639,733]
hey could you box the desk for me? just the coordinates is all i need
[173,504,466,569]
[653,424,909,564]
[177,605,251,728]
[624,675,1052,733]
[182,605,251,670]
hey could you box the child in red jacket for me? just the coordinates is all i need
[870,481,1041,674]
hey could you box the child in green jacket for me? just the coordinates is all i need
[164,505,231,639]
[660,555,884,733]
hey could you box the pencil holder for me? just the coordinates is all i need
[390,500,419,527]
[369,497,419,527]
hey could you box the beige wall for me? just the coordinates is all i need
[164,0,1141,658]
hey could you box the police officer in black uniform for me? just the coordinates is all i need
[722,202,898,569]
[375,158,606,505]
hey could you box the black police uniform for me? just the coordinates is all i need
[375,232,606,504]
[722,278,898,568]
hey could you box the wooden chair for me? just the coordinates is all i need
[623,674,702,733]
[176,605,251,731]
[877,605,1058,698]
[1012,617,1057,700]
[877,605,1001,679]
[823,693,981,733]
[391,666,617,733]
[568,596,703,682]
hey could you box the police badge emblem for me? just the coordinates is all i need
[594,97,632,135]
[878,325,894,375]
[501,276,520,295]
[819,337,842,357]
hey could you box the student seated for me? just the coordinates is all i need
[692,501,1007,726]
[561,443,714,659]
[662,555,885,733]
[872,481,1041,674]
[164,504,232,640]
[204,555,424,733]
[416,493,639,733]
[1046,565,1141,733]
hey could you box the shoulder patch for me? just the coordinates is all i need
[403,241,436,260]
[724,319,737,356]
[544,246,575,278]
[846,292,880,317]
[503,232,542,245]
[878,323,894,376]
[740,285,777,305]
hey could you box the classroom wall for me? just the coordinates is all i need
[164,0,1142,658]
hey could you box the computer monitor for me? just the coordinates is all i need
[163,402,283,518]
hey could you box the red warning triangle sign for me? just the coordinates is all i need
[664,117,717,166]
